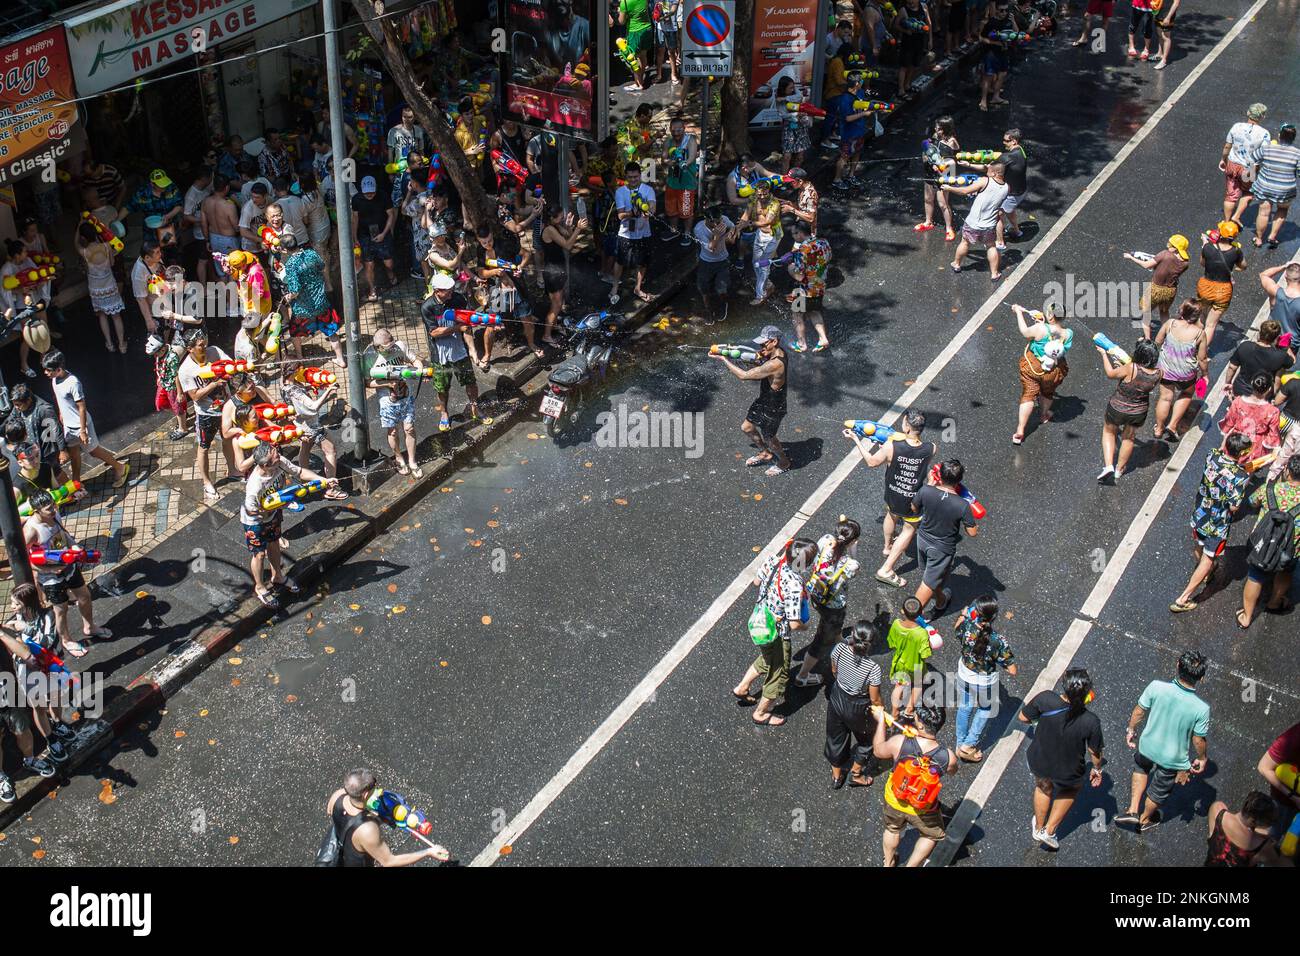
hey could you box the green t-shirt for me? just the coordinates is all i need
[621,0,652,32]
[887,619,931,682]
[1136,680,1210,771]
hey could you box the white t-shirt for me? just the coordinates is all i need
[52,373,88,435]
[241,458,303,525]
[184,183,212,241]
[274,193,309,245]
[694,217,734,263]
[615,183,655,240]
[130,257,155,301]
[239,198,268,250]
[178,346,231,417]
[1226,121,1270,168]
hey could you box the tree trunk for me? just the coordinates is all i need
[718,1,753,163]
[348,0,499,239]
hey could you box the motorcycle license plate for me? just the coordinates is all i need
[540,394,565,418]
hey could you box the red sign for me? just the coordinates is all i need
[0,26,81,187]
[748,1,819,128]
[501,0,596,137]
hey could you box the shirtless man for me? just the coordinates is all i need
[201,174,241,281]
[711,325,792,476]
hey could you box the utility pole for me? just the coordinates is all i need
[322,0,373,483]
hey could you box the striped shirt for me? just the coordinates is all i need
[831,642,882,696]
[1251,142,1300,200]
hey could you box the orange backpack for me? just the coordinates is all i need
[889,753,943,812]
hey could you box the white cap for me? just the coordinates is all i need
[429,273,455,290]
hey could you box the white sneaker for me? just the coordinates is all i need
[1037,828,1060,850]
[1097,466,1115,484]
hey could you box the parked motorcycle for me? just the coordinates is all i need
[540,311,630,438]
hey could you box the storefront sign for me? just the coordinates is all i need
[748,1,820,128]
[501,0,596,138]
[0,27,81,188]
[62,0,314,97]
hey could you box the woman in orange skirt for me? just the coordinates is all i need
[1013,303,1074,445]
[1196,220,1247,344]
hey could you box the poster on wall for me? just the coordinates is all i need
[0,26,81,188]
[748,0,820,128]
[501,0,596,138]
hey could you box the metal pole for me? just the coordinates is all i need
[698,75,711,202]
[323,0,370,464]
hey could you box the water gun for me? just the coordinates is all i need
[903,17,930,31]
[258,224,281,250]
[257,312,283,355]
[786,101,827,118]
[847,68,882,80]
[587,174,626,190]
[1243,452,1277,475]
[1126,250,1156,263]
[615,37,641,72]
[17,481,83,518]
[737,174,798,198]
[261,478,328,511]
[30,254,61,268]
[199,358,255,380]
[82,211,125,253]
[485,256,521,274]
[851,100,896,113]
[237,423,305,450]
[1093,332,1131,367]
[146,273,168,295]
[294,366,337,387]
[371,365,435,382]
[253,402,293,422]
[709,344,761,363]
[929,463,987,519]
[630,192,652,215]
[23,638,71,677]
[956,150,1001,162]
[365,788,434,837]
[385,158,412,174]
[937,174,980,186]
[28,547,102,566]
[1278,763,1299,856]
[445,308,502,327]
[990,30,1032,43]
[844,419,898,442]
[2,266,57,291]
[424,154,442,186]
[914,613,943,650]
[490,149,528,188]
[755,251,796,269]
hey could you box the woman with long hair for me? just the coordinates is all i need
[1219,371,1281,461]
[1152,299,1208,441]
[953,594,1017,763]
[793,517,861,688]
[916,116,960,240]
[824,619,885,790]
[74,220,127,353]
[1098,338,1161,484]
[0,583,80,769]
[1012,302,1073,445]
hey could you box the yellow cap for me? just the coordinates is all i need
[1168,234,1189,260]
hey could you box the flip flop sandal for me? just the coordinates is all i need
[324,489,349,500]
[395,460,410,475]
[914,223,936,232]
[949,263,962,273]
[276,579,302,595]
[875,570,906,587]
[849,774,875,787]
[745,455,771,467]
[763,464,786,477]
[1169,600,1197,613]
[86,626,113,640]
[1012,434,1024,445]
[64,642,89,658]
[411,466,425,479]
[731,690,759,706]
[945,229,956,241]
[255,589,281,609]
[1265,600,1294,615]
[1235,608,1251,629]
[753,713,786,727]
[811,342,829,352]
[789,342,807,353]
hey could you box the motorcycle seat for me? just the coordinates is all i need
[548,355,588,387]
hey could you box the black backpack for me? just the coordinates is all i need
[1247,486,1300,573]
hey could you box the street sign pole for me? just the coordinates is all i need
[698,75,711,206]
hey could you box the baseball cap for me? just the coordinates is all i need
[1217,220,1240,239]
[1168,234,1189,260]
[149,168,173,189]
[360,175,377,192]
[1247,103,1268,121]
[787,167,807,180]
[429,273,455,290]
[753,325,783,344]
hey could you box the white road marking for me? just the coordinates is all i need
[469,0,1272,867]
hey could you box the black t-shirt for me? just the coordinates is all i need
[1202,242,1243,283]
[914,483,975,552]
[1023,690,1104,787]
[1001,147,1028,196]
[1230,341,1289,396]
[1280,375,1300,418]
[354,194,391,237]
[420,290,467,334]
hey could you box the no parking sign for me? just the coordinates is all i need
[682,0,735,77]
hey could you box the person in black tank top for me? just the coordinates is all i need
[538,204,590,351]
[712,326,792,476]
[844,409,934,588]
[325,769,450,867]
[1204,793,1279,867]
[494,120,529,168]
[1098,338,1161,484]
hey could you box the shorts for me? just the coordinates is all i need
[839,136,864,159]
[882,799,946,841]
[601,233,618,257]
[1196,277,1233,311]
[1105,404,1148,428]
[1252,183,1297,206]
[1000,192,1026,214]
[432,355,476,393]
[1143,282,1178,311]
[1223,162,1251,204]
[745,398,786,440]
[947,2,967,34]
[1160,375,1194,393]
[379,394,416,428]
[807,604,846,658]
[1086,0,1115,15]
[1129,6,1154,38]
[617,235,649,268]
[155,384,188,417]
[195,413,222,450]
[665,187,695,220]
[1019,353,1069,403]
[696,257,730,296]
[1246,563,1293,584]
[915,534,955,590]
[1194,530,1226,559]
[962,224,998,246]
[1133,750,1180,805]
[360,233,393,262]
[543,265,567,295]
[655,23,679,44]
[886,493,922,524]
[982,50,1010,76]
[64,419,100,454]
[625,26,649,55]
[40,567,87,606]
[751,638,791,700]
[242,513,284,554]
[289,308,341,339]
[1,704,31,735]
[899,33,927,69]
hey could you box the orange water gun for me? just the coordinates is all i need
[236,423,305,450]
[198,358,255,380]
[82,211,124,252]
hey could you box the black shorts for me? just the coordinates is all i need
[1,704,31,735]
[1129,6,1154,37]
[1133,750,1180,805]
[915,533,955,590]
[900,33,927,68]
[696,257,730,296]
[196,413,223,449]
[543,265,567,295]
[1104,405,1148,429]
[948,1,967,32]
[745,398,786,439]
[617,236,649,269]
[808,604,847,657]
[41,567,86,606]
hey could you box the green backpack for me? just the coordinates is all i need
[748,558,787,646]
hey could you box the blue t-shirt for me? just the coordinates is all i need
[1137,680,1210,771]
[836,93,866,141]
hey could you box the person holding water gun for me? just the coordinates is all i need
[662,115,698,247]
[786,221,833,352]
[916,116,960,239]
[830,74,872,193]
[776,77,813,174]
[610,162,656,306]
[910,459,979,614]
[23,490,112,657]
[1097,337,1161,485]
[890,0,931,102]
[325,769,451,866]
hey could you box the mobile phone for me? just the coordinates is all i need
[575,197,587,220]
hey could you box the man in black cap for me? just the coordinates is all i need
[710,325,792,476]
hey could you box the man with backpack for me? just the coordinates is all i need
[871,704,957,867]
[1238,456,1300,628]
[323,769,449,867]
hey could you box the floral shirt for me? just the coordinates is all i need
[1249,479,1300,557]
[808,533,859,609]
[955,609,1015,677]
[155,349,182,392]
[283,249,329,319]
[754,552,807,641]
[1190,449,1250,541]
[795,238,832,298]
[1219,396,1281,460]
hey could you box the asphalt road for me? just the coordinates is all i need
[3,0,1298,867]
